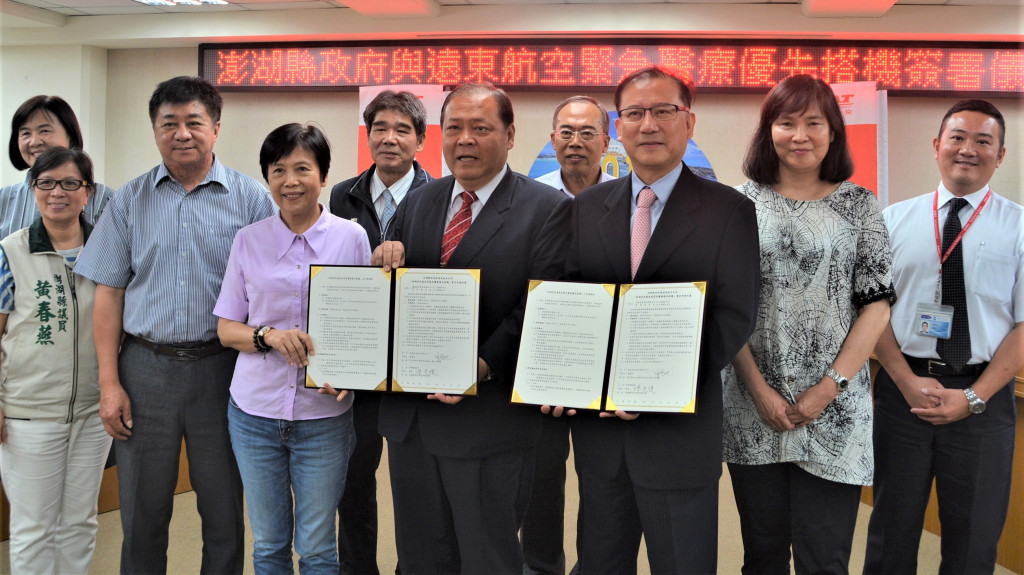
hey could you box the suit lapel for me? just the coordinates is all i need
[598,178,633,284]
[634,163,699,282]
[446,169,511,266]
[421,179,454,265]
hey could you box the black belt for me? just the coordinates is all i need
[125,334,227,361]
[903,355,988,377]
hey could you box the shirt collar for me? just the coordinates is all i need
[272,203,330,260]
[551,169,616,199]
[155,155,229,193]
[936,180,990,210]
[451,165,508,208]
[631,162,683,207]
[371,165,415,203]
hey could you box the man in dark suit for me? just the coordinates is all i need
[372,83,571,574]
[566,66,759,573]
[329,90,434,575]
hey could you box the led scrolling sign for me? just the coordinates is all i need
[199,41,1024,95]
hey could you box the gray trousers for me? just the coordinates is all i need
[115,338,244,575]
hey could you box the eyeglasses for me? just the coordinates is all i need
[617,104,690,123]
[33,178,89,191]
[555,128,604,142]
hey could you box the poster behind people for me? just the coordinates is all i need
[831,81,889,206]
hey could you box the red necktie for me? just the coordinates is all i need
[440,191,478,267]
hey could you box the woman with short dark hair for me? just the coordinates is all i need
[214,123,371,574]
[1,96,114,240]
[722,74,896,574]
[0,146,112,574]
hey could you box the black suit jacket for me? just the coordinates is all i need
[328,161,434,251]
[378,168,572,458]
[568,163,759,490]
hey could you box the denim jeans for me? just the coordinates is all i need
[228,398,354,575]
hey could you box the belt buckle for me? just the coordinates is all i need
[927,360,947,376]
[175,347,200,361]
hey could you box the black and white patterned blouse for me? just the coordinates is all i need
[722,180,896,486]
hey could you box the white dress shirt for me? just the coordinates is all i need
[444,165,506,227]
[884,182,1024,363]
[370,166,414,220]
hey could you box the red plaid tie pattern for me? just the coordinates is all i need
[440,191,478,267]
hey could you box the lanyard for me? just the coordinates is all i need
[932,188,991,266]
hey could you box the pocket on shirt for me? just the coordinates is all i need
[972,246,1017,305]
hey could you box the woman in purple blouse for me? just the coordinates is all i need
[214,123,371,574]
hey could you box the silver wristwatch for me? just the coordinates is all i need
[825,367,849,393]
[963,387,986,414]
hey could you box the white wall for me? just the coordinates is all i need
[0,45,107,184]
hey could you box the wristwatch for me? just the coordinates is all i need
[963,387,986,414]
[825,367,849,393]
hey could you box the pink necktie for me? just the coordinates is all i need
[440,191,478,267]
[631,186,656,280]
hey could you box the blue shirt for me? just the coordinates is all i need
[0,173,114,240]
[75,157,274,343]
[630,161,682,233]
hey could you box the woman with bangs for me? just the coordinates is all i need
[214,123,370,574]
[721,74,896,574]
[1,96,114,240]
[0,147,111,574]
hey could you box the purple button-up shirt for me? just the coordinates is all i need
[214,205,371,421]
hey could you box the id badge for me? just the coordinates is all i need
[916,303,953,339]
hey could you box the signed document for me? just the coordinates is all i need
[392,268,480,395]
[305,266,480,395]
[512,281,614,409]
[512,280,706,413]
[607,282,705,413]
[306,266,391,391]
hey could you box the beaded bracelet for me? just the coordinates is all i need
[253,325,272,354]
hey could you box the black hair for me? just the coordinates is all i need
[742,74,853,185]
[440,83,514,128]
[363,91,428,140]
[8,95,84,171]
[938,99,1005,149]
[29,146,95,192]
[148,76,223,125]
[259,123,331,182]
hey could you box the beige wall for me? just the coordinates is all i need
[97,47,1022,208]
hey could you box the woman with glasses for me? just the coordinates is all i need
[214,123,370,574]
[721,74,895,574]
[0,147,112,575]
[1,96,114,240]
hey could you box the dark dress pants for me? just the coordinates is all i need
[338,392,386,575]
[577,461,718,575]
[864,366,1015,575]
[522,416,571,575]
[387,425,534,575]
[727,461,861,575]
[115,338,244,575]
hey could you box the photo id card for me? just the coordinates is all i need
[916,303,953,339]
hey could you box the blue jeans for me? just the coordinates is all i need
[228,399,354,575]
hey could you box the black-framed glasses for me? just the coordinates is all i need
[33,178,89,191]
[617,104,690,123]
[555,128,604,142]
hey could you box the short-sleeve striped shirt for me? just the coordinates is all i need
[0,173,115,240]
[74,157,274,343]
